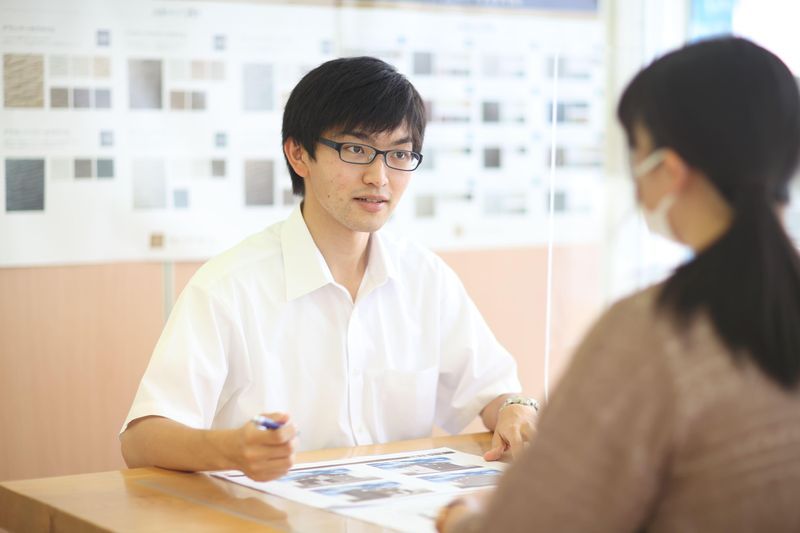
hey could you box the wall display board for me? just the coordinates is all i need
[0,0,605,266]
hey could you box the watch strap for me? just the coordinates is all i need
[500,395,540,413]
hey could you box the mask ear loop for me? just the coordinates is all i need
[632,148,667,179]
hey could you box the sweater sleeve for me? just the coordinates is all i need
[455,292,678,533]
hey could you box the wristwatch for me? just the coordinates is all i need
[499,395,540,413]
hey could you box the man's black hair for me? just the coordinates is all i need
[282,56,426,196]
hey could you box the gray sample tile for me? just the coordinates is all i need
[6,159,45,211]
[244,160,274,206]
[170,90,186,110]
[96,29,110,47]
[50,158,72,180]
[74,158,93,179]
[191,91,206,110]
[210,61,225,80]
[483,147,501,168]
[94,88,111,108]
[173,189,189,208]
[99,130,114,147]
[415,195,436,217]
[93,56,111,78]
[413,52,433,75]
[49,55,69,77]
[71,55,90,77]
[482,101,500,122]
[211,159,226,178]
[243,64,272,111]
[50,87,69,108]
[96,159,114,179]
[129,59,163,109]
[132,159,166,208]
[73,88,91,108]
[191,60,206,80]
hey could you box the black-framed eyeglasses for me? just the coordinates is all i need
[319,137,423,171]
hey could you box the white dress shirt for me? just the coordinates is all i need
[123,206,521,452]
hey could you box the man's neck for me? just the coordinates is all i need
[301,203,371,301]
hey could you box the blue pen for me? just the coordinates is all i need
[251,414,284,430]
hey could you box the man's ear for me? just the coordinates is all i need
[284,138,310,179]
[661,149,691,193]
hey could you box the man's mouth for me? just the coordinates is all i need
[354,197,388,204]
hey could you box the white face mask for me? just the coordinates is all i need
[632,149,678,242]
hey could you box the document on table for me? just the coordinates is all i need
[211,447,505,533]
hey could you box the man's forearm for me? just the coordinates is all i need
[120,416,236,472]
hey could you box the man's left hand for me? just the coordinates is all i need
[483,403,536,461]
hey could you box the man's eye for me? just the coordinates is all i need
[345,145,365,154]
[392,151,408,160]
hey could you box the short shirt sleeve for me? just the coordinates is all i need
[434,261,522,434]
[121,282,234,433]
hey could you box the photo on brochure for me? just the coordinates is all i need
[314,481,433,503]
[367,456,482,476]
[278,467,380,489]
[420,468,504,489]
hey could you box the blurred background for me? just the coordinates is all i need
[1,0,798,481]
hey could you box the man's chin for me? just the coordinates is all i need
[351,222,386,234]
[347,214,390,234]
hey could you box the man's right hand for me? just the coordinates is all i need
[227,412,296,481]
[121,413,297,482]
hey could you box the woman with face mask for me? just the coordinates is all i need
[437,37,800,533]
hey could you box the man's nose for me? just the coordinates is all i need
[362,155,389,187]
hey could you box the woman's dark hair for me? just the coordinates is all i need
[282,56,426,196]
[618,37,800,389]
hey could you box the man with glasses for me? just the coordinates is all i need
[121,57,536,482]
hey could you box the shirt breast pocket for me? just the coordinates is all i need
[363,366,439,442]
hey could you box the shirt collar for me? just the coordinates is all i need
[281,205,400,301]
[281,206,335,301]
[365,230,399,288]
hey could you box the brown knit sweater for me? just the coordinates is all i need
[456,286,800,533]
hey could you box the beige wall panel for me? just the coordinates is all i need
[0,264,163,481]
[439,245,603,399]
[174,262,203,299]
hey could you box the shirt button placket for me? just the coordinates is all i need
[346,305,370,445]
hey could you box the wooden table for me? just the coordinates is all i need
[0,432,495,532]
